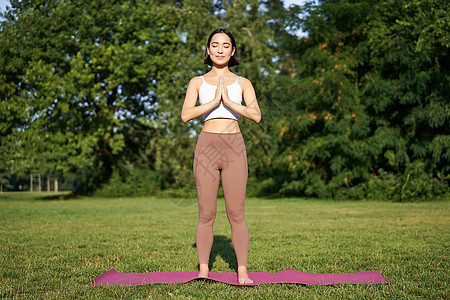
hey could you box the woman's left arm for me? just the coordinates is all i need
[222,77,261,123]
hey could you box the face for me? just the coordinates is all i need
[207,33,235,66]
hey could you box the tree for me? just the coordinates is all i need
[149,0,281,197]
[268,0,449,199]
[0,0,180,193]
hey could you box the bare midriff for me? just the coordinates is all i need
[202,118,241,133]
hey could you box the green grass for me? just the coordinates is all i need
[0,192,448,299]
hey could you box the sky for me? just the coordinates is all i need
[0,0,8,12]
[284,0,310,7]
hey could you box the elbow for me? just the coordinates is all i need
[255,113,262,124]
[181,112,188,123]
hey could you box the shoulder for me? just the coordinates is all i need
[188,76,203,88]
[238,76,254,89]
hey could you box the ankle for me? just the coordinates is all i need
[237,266,248,272]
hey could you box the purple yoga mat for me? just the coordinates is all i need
[90,268,388,286]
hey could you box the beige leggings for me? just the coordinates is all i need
[193,130,249,267]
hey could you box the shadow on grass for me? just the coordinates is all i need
[192,235,238,273]
[0,191,77,201]
[35,192,79,201]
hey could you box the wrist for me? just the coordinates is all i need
[223,98,233,107]
[210,99,220,108]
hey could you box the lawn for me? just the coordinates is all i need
[0,192,448,299]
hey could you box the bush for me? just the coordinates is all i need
[94,166,159,198]
[335,162,449,201]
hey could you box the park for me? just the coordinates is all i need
[0,0,448,298]
[1,192,448,298]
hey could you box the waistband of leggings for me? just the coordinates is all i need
[200,131,242,135]
[197,131,245,149]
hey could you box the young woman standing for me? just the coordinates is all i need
[181,28,261,284]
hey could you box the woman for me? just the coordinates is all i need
[181,28,261,284]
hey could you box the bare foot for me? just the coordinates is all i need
[237,266,253,284]
[198,263,209,278]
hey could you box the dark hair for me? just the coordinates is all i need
[204,28,240,67]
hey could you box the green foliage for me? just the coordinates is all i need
[0,0,180,191]
[1,0,448,200]
[397,0,450,52]
[247,176,280,198]
[266,0,449,200]
[0,172,13,192]
[336,164,449,202]
[94,166,159,198]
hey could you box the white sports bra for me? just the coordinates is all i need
[198,75,243,122]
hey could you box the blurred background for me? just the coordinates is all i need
[0,0,448,201]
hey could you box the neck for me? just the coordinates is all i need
[210,64,229,76]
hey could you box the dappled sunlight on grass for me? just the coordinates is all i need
[0,195,448,298]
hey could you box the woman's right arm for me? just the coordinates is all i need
[181,77,221,123]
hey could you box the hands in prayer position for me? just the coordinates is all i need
[212,76,232,108]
